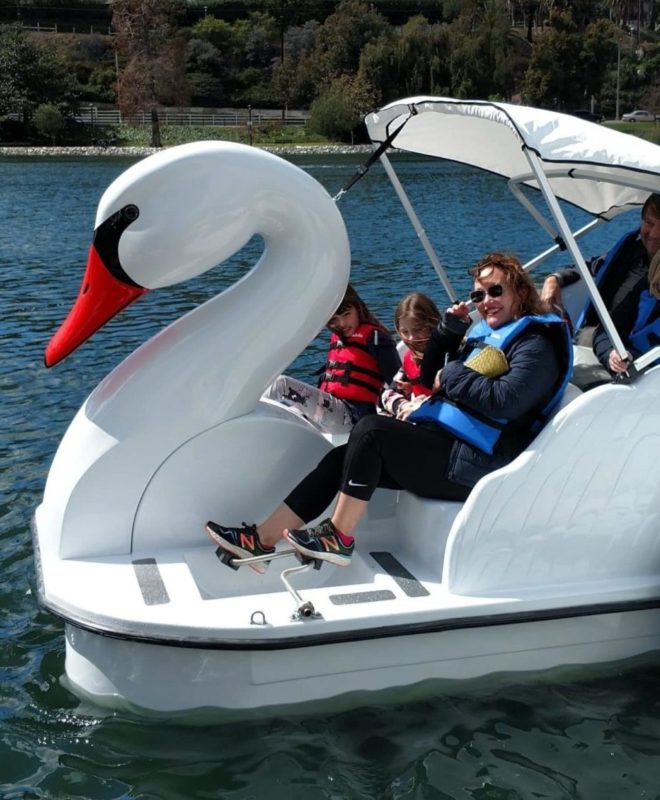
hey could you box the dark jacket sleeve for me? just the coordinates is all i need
[368,330,401,384]
[420,311,471,388]
[550,255,601,289]
[441,332,561,422]
[592,281,646,370]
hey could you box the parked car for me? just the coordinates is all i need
[621,109,657,122]
[570,109,603,123]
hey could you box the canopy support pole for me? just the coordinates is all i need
[509,179,564,244]
[523,218,603,273]
[379,152,459,303]
[523,148,628,359]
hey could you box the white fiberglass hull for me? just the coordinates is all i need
[34,139,660,718]
[64,606,660,715]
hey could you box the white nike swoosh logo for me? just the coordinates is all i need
[347,479,368,487]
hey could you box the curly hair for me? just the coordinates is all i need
[469,252,546,317]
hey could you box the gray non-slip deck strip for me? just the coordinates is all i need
[369,551,430,597]
[329,590,396,605]
[132,558,170,605]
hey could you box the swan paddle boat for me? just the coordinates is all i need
[33,98,660,715]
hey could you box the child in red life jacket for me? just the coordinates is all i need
[263,285,400,434]
[379,292,441,420]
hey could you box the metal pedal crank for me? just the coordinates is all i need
[280,561,323,620]
[214,546,324,620]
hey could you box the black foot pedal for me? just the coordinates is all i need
[294,551,323,570]
[216,547,240,571]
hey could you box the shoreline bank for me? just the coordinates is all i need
[0,144,374,158]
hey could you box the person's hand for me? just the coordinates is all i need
[446,301,472,324]
[540,275,562,308]
[608,349,632,374]
[396,395,426,421]
[432,370,442,393]
[395,379,413,397]
[396,401,416,421]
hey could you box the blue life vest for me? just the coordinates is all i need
[629,290,660,357]
[408,314,573,455]
[575,229,639,331]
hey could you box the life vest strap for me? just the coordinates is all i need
[325,360,383,382]
[328,340,371,354]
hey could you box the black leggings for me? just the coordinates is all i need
[284,415,470,523]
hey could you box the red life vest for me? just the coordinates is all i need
[401,349,432,397]
[320,323,384,403]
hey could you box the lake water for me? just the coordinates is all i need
[2,151,659,799]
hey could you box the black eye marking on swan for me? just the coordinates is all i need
[92,203,142,288]
[123,204,139,222]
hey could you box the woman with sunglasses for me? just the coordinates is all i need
[207,252,572,570]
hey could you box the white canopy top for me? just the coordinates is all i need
[365,97,660,219]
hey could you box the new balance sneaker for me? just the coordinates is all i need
[206,520,275,574]
[285,518,354,566]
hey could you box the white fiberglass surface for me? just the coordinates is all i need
[365,97,659,216]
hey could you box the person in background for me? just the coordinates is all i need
[541,193,660,346]
[593,249,660,376]
[207,253,571,571]
[379,291,440,420]
[262,284,400,434]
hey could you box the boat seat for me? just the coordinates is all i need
[391,382,582,577]
[555,381,582,411]
[393,491,462,579]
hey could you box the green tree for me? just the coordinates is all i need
[0,24,79,121]
[394,16,452,97]
[308,73,377,142]
[188,12,281,107]
[263,0,321,64]
[112,0,189,147]
[34,103,64,144]
[521,10,582,108]
[448,0,516,99]
[580,18,618,105]
[311,0,389,84]
[359,16,452,103]
[191,17,239,52]
[270,55,300,112]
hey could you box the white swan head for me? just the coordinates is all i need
[45,141,350,367]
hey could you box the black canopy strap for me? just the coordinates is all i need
[332,111,414,203]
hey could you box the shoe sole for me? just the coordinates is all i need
[285,533,351,567]
[205,524,269,574]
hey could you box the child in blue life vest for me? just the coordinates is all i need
[379,292,440,419]
[593,249,660,375]
[262,284,400,434]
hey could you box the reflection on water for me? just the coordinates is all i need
[0,153,657,798]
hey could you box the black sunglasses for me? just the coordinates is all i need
[470,284,504,304]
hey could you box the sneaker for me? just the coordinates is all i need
[285,518,354,567]
[206,520,275,574]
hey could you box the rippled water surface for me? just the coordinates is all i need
[2,151,659,799]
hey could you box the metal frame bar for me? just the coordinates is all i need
[634,346,660,372]
[509,167,658,197]
[509,179,561,241]
[523,148,628,357]
[522,218,603,273]
[379,152,459,303]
